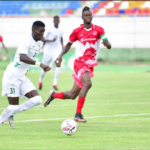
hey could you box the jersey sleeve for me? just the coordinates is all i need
[99,27,108,42]
[17,37,30,54]
[69,29,78,43]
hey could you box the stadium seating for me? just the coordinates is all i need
[0,1,149,17]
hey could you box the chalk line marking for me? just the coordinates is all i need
[12,113,150,123]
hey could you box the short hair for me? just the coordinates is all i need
[82,6,91,16]
[53,16,59,19]
[32,21,45,30]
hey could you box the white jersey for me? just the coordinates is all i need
[6,35,42,80]
[43,25,63,53]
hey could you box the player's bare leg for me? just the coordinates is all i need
[44,71,92,123]
[74,71,92,123]
[44,82,81,107]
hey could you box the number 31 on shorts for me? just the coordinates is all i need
[10,88,15,94]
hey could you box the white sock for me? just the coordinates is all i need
[14,96,42,115]
[0,105,19,125]
[53,67,61,85]
[39,69,45,83]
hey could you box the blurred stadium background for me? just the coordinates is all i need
[0,0,150,71]
[1,1,150,149]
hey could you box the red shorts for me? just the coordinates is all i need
[72,60,94,88]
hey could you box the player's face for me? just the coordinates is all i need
[54,18,60,27]
[33,27,45,41]
[82,11,93,24]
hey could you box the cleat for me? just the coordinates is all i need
[53,85,58,90]
[44,90,55,107]
[8,116,15,129]
[38,82,42,90]
[74,113,87,123]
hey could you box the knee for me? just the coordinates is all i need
[30,95,42,105]
[70,93,78,100]
[84,81,92,89]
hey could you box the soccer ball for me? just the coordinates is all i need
[61,119,78,135]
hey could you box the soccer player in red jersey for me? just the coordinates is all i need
[44,6,111,123]
[0,35,8,60]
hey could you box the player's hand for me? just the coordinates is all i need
[102,40,111,49]
[102,40,108,47]
[40,63,51,72]
[52,38,56,42]
[55,57,62,66]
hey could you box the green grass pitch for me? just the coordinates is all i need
[0,70,150,149]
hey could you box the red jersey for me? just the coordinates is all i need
[0,36,3,48]
[69,24,105,67]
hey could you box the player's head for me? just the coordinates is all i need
[82,6,92,25]
[53,16,60,28]
[32,21,45,41]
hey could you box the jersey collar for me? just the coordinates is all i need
[80,24,95,31]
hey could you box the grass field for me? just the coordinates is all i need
[0,69,150,150]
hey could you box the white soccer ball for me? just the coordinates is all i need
[61,119,78,135]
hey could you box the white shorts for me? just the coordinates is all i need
[2,70,36,98]
[42,51,61,66]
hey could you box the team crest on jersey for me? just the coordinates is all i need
[93,31,97,36]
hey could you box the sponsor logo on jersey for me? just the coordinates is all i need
[84,38,97,41]
[93,31,97,36]
[79,34,83,37]
[81,38,84,42]
[14,62,20,67]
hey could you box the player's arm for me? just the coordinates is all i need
[56,29,76,65]
[61,37,64,49]
[102,39,111,49]
[20,54,50,72]
[2,41,8,53]
[41,37,56,42]
[100,28,111,49]
[56,42,73,65]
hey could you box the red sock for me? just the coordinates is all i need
[76,97,85,113]
[54,92,65,99]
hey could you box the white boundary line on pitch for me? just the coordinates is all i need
[13,113,150,123]
[36,102,150,107]
[1,102,150,109]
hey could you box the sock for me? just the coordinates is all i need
[54,92,65,99]
[53,67,61,85]
[39,69,45,83]
[0,105,19,125]
[76,97,85,113]
[14,96,42,115]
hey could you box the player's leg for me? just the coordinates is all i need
[53,61,61,90]
[74,71,92,123]
[15,79,42,115]
[52,53,61,90]
[1,73,20,128]
[0,97,19,128]
[14,90,42,115]
[39,53,52,90]
[44,82,81,107]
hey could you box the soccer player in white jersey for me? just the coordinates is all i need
[0,21,50,128]
[39,16,64,91]
[44,6,111,122]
